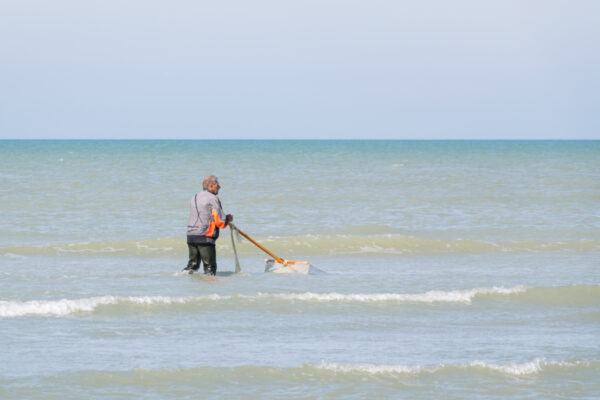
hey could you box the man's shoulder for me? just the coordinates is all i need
[196,190,218,201]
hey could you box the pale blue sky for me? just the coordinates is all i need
[1,0,598,139]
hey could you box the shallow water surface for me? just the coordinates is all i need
[1,140,599,399]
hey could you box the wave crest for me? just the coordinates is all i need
[317,359,595,377]
[2,285,597,318]
[262,286,527,304]
[0,295,225,317]
[2,235,598,257]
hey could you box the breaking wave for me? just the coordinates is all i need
[2,284,597,318]
[0,295,202,317]
[27,359,598,385]
[316,359,597,377]
[6,359,593,400]
[262,286,527,303]
[2,235,598,257]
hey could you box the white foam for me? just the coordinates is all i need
[0,296,117,317]
[260,286,527,304]
[466,359,588,376]
[0,287,528,317]
[469,359,545,375]
[318,359,586,377]
[318,362,422,375]
[0,295,226,317]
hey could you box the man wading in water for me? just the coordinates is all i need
[184,175,233,275]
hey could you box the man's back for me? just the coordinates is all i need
[187,190,223,238]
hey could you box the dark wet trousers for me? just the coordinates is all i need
[185,243,217,275]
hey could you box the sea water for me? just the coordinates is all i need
[1,140,599,399]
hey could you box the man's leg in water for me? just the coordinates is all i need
[199,244,217,275]
[185,244,200,273]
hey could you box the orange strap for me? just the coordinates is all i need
[211,210,227,229]
[206,210,227,237]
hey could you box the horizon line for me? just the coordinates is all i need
[1,138,598,141]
